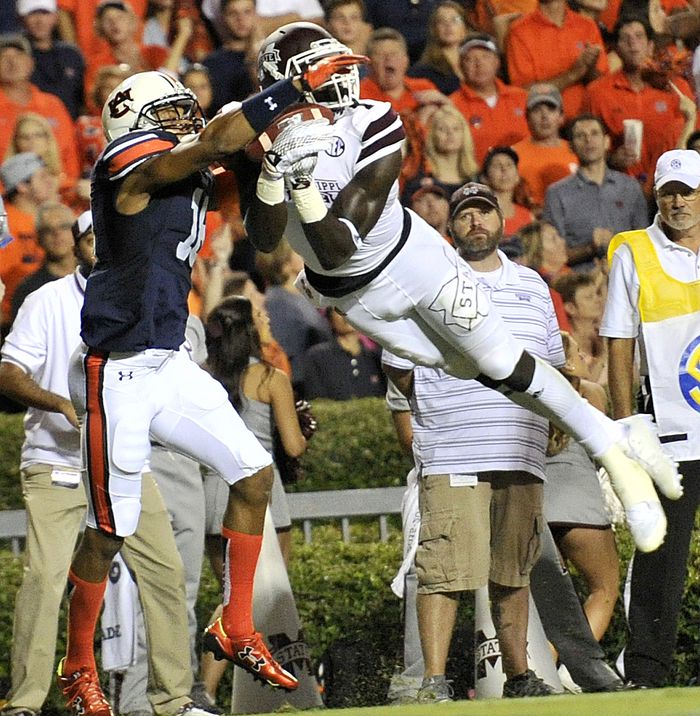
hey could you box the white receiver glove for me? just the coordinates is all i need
[260,118,335,182]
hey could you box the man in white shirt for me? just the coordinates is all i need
[600,149,700,688]
[383,183,564,701]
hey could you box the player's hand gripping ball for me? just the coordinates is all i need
[245,102,335,162]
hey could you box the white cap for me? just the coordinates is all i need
[654,149,700,191]
[72,210,93,241]
[17,0,57,15]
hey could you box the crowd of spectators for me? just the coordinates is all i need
[0,0,699,706]
[0,0,697,349]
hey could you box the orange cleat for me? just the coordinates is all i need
[57,658,113,716]
[202,619,298,691]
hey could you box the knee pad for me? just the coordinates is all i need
[477,351,535,393]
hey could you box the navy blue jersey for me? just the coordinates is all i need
[82,129,213,352]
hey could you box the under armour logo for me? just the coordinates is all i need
[107,89,133,119]
[265,97,278,112]
[237,645,266,672]
[118,371,134,381]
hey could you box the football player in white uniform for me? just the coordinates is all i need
[246,22,682,555]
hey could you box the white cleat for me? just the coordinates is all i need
[597,444,667,552]
[617,415,683,500]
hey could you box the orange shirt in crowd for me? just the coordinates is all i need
[491,0,536,15]
[57,0,148,63]
[360,76,440,117]
[0,204,42,325]
[449,78,529,164]
[599,0,690,33]
[75,114,106,179]
[586,71,695,191]
[0,86,80,188]
[506,7,608,120]
[549,286,572,333]
[511,137,578,206]
[503,203,534,238]
[84,45,168,104]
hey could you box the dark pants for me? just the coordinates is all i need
[624,459,700,686]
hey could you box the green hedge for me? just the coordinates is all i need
[1,401,700,710]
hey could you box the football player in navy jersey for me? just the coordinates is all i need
[56,57,367,716]
[246,23,682,559]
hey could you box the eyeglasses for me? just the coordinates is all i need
[656,188,700,203]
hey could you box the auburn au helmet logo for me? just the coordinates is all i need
[108,89,133,118]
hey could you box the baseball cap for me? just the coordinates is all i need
[459,33,498,56]
[526,83,563,111]
[16,0,57,16]
[409,184,448,205]
[0,33,32,55]
[449,182,500,218]
[0,152,45,194]
[654,149,700,191]
[72,210,93,242]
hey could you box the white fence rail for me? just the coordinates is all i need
[0,486,406,555]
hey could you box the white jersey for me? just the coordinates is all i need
[1,271,86,470]
[285,100,406,276]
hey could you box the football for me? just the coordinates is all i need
[245,102,335,162]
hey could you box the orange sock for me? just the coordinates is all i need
[221,528,262,638]
[64,569,107,674]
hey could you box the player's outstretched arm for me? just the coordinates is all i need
[289,149,402,270]
[119,55,366,210]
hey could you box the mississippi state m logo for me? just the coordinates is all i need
[108,89,133,118]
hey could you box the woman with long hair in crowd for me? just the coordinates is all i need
[199,295,315,708]
[6,113,76,197]
[408,0,472,95]
[402,103,478,201]
[519,219,571,285]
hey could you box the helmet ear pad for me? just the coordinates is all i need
[257,21,359,111]
[101,70,203,141]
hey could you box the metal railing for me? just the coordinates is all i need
[0,486,406,554]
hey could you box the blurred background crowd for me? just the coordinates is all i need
[0,0,699,396]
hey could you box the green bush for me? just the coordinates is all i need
[293,397,414,491]
[0,413,23,510]
[1,401,700,709]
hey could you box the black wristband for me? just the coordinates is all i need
[241,79,301,134]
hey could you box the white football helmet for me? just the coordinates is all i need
[257,22,359,111]
[101,71,205,141]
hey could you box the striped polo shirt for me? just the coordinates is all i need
[384,251,565,480]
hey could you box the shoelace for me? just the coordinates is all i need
[65,671,110,710]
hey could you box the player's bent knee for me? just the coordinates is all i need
[84,526,124,561]
[502,351,536,393]
[478,351,535,392]
[231,464,274,508]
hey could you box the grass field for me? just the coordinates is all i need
[239,688,700,715]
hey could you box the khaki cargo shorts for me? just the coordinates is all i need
[415,471,544,594]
